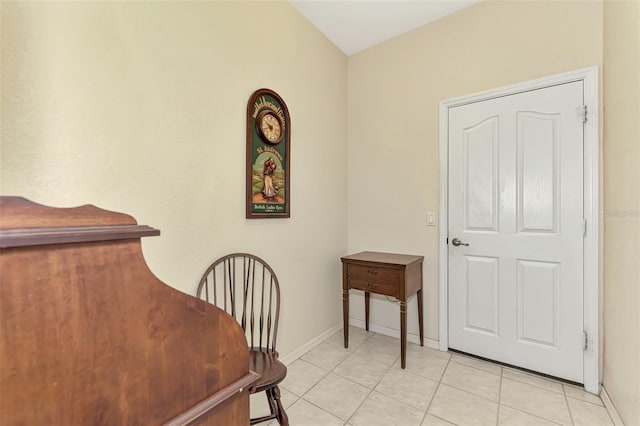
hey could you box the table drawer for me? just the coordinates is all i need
[348,264,399,282]
[349,278,399,298]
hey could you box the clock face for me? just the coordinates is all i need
[258,111,283,144]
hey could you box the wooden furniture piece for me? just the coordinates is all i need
[0,197,258,425]
[196,253,288,426]
[341,251,424,369]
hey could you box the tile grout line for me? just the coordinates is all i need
[342,387,374,426]
[293,328,364,370]
[303,329,608,425]
[502,369,567,394]
[436,381,503,406]
[563,386,608,408]
[498,372,573,426]
[342,344,575,425]
[566,394,607,407]
[340,334,409,425]
[340,335,380,426]
[296,395,350,424]
[299,329,375,425]
[292,331,597,426]
[503,366,600,398]
[331,351,398,389]
[323,333,369,353]
[282,358,333,400]
[429,414,458,426]
[498,402,566,426]
[562,382,576,425]
[331,368,388,389]
[300,351,352,374]
[419,353,453,425]
[449,357,503,377]
[295,358,359,424]
[373,355,398,386]
[496,367,503,426]
[458,354,589,396]
[501,376,564,395]
[367,378,436,415]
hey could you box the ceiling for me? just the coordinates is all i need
[290,0,481,56]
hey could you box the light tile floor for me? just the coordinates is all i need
[251,326,615,426]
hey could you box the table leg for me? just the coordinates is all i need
[417,288,424,346]
[343,289,349,348]
[400,300,407,369]
[364,292,370,331]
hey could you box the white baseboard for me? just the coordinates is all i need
[279,322,342,366]
[601,385,625,425]
[349,318,440,350]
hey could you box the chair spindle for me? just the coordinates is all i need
[259,266,266,349]
[250,259,257,350]
[266,276,274,351]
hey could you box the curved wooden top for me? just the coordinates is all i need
[0,197,254,425]
[0,196,137,229]
[0,197,159,248]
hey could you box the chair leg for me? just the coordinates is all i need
[266,389,277,416]
[250,391,276,425]
[271,386,288,426]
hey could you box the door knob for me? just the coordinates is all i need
[451,238,469,247]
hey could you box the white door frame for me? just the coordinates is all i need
[438,66,600,393]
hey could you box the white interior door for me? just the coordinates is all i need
[448,81,585,382]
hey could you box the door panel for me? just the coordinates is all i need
[465,255,499,335]
[448,81,584,382]
[518,112,559,233]
[517,259,559,347]
[464,116,499,231]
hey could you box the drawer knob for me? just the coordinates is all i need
[367,269,378,275]
[365,282,379,288]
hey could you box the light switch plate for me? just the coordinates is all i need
[427,211,436,226]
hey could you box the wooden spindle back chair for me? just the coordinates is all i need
[196,253,287,426]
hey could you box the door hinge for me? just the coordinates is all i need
[583,219,587,237]
[582,105,588,123]
[583,331,588,350]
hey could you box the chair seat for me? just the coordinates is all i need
[249,349,287,393]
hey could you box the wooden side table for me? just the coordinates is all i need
[341,251,424,369]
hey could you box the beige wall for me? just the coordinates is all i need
[0,1,348,357]
[603,0,640,423]
[3,0,639,421]
[348,0,603,343]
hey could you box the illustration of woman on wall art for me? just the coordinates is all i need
[261,157,279,200]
